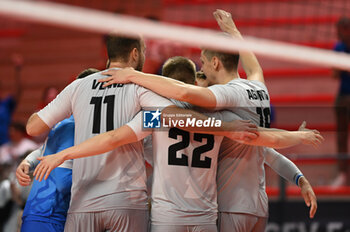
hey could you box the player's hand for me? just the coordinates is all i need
[33,154,65,181]
[225,120,259,141]
[299,176,317,218]
[298,122,324,147]
[100,68,136,87]
[16,159,32,186]
[213,9,240,36]
[298,121,321,134]
[298,121,310,131]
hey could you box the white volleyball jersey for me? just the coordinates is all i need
[151,128,223,225]
[208,78,271,217]
[37,69,173,213]
[128,106,240,225]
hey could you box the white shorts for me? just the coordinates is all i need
[151,224,217,232]
[64,209,149,232]
[218,212,267,232]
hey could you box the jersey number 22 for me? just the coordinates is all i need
[168,128,214,169]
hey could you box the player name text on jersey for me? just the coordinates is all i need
[246,89,269,101]
[92,79,124,90]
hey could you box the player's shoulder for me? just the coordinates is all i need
[228,78,267,90]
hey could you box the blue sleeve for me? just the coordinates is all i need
[334,42,344,52]
[2,96,16,115]
[55,121,75,152]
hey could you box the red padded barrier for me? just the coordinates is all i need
[239,68,331,79]
[266,186,350,197]
[270,94,334,104]
[0,29,26,38]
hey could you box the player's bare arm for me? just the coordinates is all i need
[100,68,218,108]
[299,176,317,218]
[33,125,139,181]
[246,125,324,149]
[26,113,51,136]
[214,9,264,83]
[165,106,322,148]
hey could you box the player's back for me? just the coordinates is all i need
[148,99,224,225]
[151,128,224,225]
[210,78,271,217]
[66,70,150,213]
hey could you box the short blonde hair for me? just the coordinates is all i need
[162,56,196,84]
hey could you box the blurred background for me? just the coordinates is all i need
[0,0,349,231]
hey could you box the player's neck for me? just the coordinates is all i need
[109,61,133,69]
[216,70,239,84]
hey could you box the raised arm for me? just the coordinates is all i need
[100,68,218,108]
[214,9,264,83]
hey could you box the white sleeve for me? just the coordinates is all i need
[208,84,242,109]
[126,111,152,141]
[37,80,80,128]
[25,146,43,169]
[264,147,303,186]
[136,86,174,109]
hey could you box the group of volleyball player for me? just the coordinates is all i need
[16,9,322,232]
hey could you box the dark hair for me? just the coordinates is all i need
[106,35,141,62]
[203,49,239,72]
[76,68,100,79]
[196,71,206,80]
[162,56,196,84]
[337,16,350,28]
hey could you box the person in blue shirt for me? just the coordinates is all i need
[21,116,74,232]
[333,17,350,186]
[0,55,22,146]
[15,68,99,232]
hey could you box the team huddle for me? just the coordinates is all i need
[16,10,322,232]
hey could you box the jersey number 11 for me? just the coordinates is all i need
[90,95,115,133]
